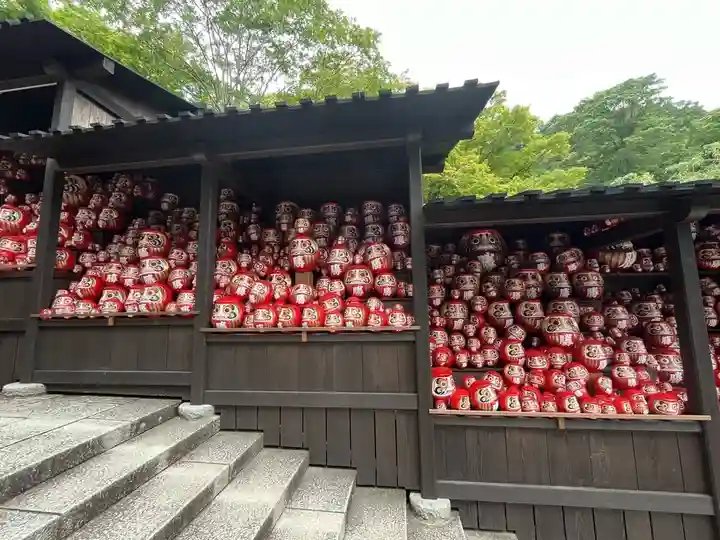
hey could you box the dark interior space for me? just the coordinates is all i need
[228,147,410,215]
[0,85,56,134]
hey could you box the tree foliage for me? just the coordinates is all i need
[424,92,587,200]
[542,74,713,185]
[1,0,403,109]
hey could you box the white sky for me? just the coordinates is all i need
[330,0,720,119]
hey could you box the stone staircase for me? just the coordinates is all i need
[0,394,474,540]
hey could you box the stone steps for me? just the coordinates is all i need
[174,448,309,540]
[0,416,222,539]
[266,467,357,540]
[0,397,179,501]
[344,487,408,540]
[62,430,261,540]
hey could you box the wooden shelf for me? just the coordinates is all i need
[429,409,710,422]
[32,312,198,327]
[201,326,419,334]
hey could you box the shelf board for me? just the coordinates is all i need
[429,409,710,422]
[201,325,419,334]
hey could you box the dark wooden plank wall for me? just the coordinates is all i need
[33,322,193,397]
[0,275,33,319]
[435,425,708,494]
[454,503,715,540]
[0,331,22,387]
[437,424,712,538]
[209,340,420,489]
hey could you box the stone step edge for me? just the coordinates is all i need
[1,416,220,540]
[0,399,179,502]
[65,461,232,540]
[174,449,309,540]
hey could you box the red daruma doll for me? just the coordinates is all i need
[469,380,499,411]
[431,367,456,406]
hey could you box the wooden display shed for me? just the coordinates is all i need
[424,186,720,539]
[0,80,497,495]
[0,17,196,387]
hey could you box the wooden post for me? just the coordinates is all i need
[407,136,436,498]
[666,216,720,535]
[191,159,220,404]
[16,80,75,383]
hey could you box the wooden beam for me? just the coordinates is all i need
[435,480,714,515]
[205,390,418,410]
[0,74,58,93]
[408,136,437,499]
[431,413,705,432]
[191,159,219,405]
[33,369,191,387]
[74,81,133,121]
[72,57,116,80]
[666,216,720,535]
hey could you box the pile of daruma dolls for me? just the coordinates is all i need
[209,194,414,330]
[428,229,706,417]
[38,172,203,317]
[0,153,47,267]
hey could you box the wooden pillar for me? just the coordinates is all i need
[407,136,436,497]
[191,160,220,404]
[16,80,75,383]
[666,216,720,534]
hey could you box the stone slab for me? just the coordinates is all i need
[2,416,219,538]
[267,509,345,540]
[66,461,229,540]
[407,512,465,540]
[409,493,452,522]
[182,431,262,478]
[178,403,214,420]
[0,395,132,420]
[465,532,518,540]
[0,418,78,450]
[175,449,309,540]
[1,383,46,398]
[344,487,407,540]
[0,397,175,500]
[287,467,356,514]
[89,398,178,423]
[0,509,59,540]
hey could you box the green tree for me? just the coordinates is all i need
[667,142,720,181]
[424,91,586,200]
[543,74,707,185]
[0,0,403,109]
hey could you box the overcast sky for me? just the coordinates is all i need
[330,0,720,119]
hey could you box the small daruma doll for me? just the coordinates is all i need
[469,379,499,411]
[139,256,170,285]
[431,367,456,407]
[211,296,244,328]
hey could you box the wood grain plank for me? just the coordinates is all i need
[534,506,565,540]
[477,502,507,532]
[593,510,626,540]
[623,511,651,540]
[280,407,303,448]
[454,501,478,530]
[563,508,596,540]
[234,406,258,430]
[650,512,685,540]
[217,406,236,430]
[303,408,326,465]
[137,327,168,370]
[396,343,416,392]
[350,409,375,485]
[258,406,280,446]
[506,504,535,540]
[633,432,684,492]
[166,326,193,371]
[374,410,398,487]
[682,514,715,540]
[395,410,420,490]
[326,408,351,467]
[589,432,638,490]
[677,433,709,493]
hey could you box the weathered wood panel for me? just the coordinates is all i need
[208,339,419,489]
[33,321,193,397]
[220,404,419,490]
[0,331,22,387]
[0,274,33,319]
[455,503,715,540]
[71,92,117,127]
[436,424,708,493]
